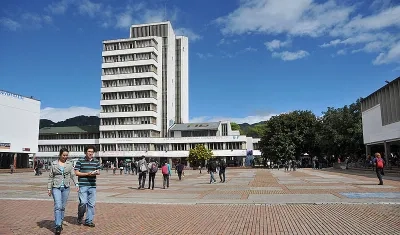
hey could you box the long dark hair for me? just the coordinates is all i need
[59,148,69,157]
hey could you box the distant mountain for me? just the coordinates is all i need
[39,115,100,128]
[39,115,266,138]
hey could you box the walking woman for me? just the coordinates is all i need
[47,148,78,234]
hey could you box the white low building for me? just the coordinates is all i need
[0,90,41,169]
[361,76,400,162]
[37,121,260,167]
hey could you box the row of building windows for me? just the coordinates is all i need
[39,145,100,153]
[103,39,158,51]
[101,130,160,138]
[102,77,157,88]
[101,117,156,125]
[179,130,218,137]
[101,90,157,100]
[101,103,157,113]
[100,142,244,152]
[102,65,157,75]
[39,133,100,140]
[38,142,246,153]
[131,24,168,39]
[103,52,158,63]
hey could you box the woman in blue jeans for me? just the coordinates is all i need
[47,148,78,234]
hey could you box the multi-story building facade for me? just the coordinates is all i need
[35,21,261,167]
[36,122,261,167]
[361,76,400,163]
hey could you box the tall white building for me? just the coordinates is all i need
[100,21,189,153]
[36,21,261,167]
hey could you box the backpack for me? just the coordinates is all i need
[161,165,169,175]
[149,163,158,173]
[140,161,147,172]
[376,158,384,169]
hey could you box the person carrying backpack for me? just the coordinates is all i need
[161,162,170,189]
[218,159,227,183]
[137,156,148,189]
[207,159,217,184]
[147,159,158,190]
[373,153,385,185]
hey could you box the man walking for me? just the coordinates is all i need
[207,159,217,184]
[74,146,100,227]
[137,156,148,189]
[147,158,158,190]
[176,161,185,180]
[218,159,227,183]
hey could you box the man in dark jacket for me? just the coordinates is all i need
[207,159,217,184]
[218,159,227,183]
[176,161,185,180]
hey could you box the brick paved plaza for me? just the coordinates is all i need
[0,168,399,234]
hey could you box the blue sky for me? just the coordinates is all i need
[1,0,399,123]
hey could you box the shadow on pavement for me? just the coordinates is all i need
[37,220,54,233]
[64,216,80,225]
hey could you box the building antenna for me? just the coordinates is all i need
[163,0,168,21]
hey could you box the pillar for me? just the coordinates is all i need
[384,141,390,167]
[168,157,172,166]
[365,145,371,156]
[13,153,17,169]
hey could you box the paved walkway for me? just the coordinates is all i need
[0,169,399,234]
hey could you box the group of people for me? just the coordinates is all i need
[206,158,227,184]
[47,145,100,234]
[46,147,200,234]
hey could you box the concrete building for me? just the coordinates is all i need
[0,90,40,169]
[36,21,261,167]
[361,76,400,164]
[100,21,189,151]
[36,121,260,167]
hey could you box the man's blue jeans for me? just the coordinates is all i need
[52,187,70,227]
[209,171,216,183]
[78,186,96,223]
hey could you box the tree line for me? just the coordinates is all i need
[233,99,364,163]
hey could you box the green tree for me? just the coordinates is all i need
[187,144,213,168]
[230,122,241,131]
[259,111,320,163]
[318,99,364,161]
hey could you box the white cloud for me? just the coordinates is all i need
[41,107,99,122]
[175,28,202,41]
[77,0,102,17]
[216,0,354,37]
[373,41,400,65]
[265,39,291,51]
[190,114,278,124]
[217,38,239,46]
[216,0,400,65]
[45,0,72,14]
[0,18,21,31]
[272,50,309,61]
[196,53,213,59]
[0,14,52,31]
[336,49,347,55]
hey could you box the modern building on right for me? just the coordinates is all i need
[361,76,400,164]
